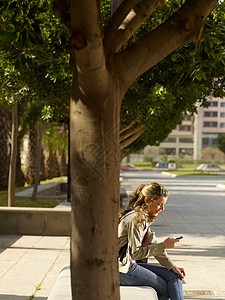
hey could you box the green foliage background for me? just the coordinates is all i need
[0,0,224,151]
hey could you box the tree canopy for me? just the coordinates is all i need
[218,133,225,155]
[0,0,71,121]
[120,0,225,154]
[1,0,224,148]
[0,1,222,300]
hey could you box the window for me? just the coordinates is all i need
[179,125,191,131]
[212,138,218,145]
[210,102,218,107]
[165,148,176,155]
[221,102,225,107]
[179,138,193,143]
[163,138,176,143]
[220,123,225,128]
[203,138,209,145]
[179,148,193,155]
[203,122,218,127]
[159,148,176,155]
[204,111,217,117]
[220,113,225,118]
[183,115,191,121]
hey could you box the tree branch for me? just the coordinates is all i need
[114,0,218,92]
[53,0,71,33]
[120,116,142,134]
[68,0,107,96]
[120,125,145,149]
[108,0,164,54]
[104,0,139,45]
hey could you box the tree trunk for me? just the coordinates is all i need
[67,120,71,202]
[26,126,38,184]
[70,80,121,299]
[39,147,47,181]
[0,104,9,190]
[16,139,26,187]
[46,151,60,179]
[32,122,44,200]
[8,101,18,207]
[58,152,67,176]
[53,1,218,300]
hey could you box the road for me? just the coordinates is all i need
[120,170,225,299]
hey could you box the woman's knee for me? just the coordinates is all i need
[168,270,182,281]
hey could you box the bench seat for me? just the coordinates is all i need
[47,265,158,300]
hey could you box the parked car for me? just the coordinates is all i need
[197,164,206,170]
[197,164,220,170]
[120,164,138,169]
[155,162,168,168]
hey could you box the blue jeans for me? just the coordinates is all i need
[120,263,183,300]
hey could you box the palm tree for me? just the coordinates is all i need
[18,101,42,185]
[25,125,38,184]
[0,104,9,190]
[42,122,68,179]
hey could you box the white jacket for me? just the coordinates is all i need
[118,210,175,273]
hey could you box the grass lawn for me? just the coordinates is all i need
[0,176,67,208]
[133,163,154,168]
[165,170,224,176]
[0,198,64,208]
[132,163,201,169]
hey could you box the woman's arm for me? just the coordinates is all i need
[128,219,165,260]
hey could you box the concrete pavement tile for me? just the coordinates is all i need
[0,295,32,300]
[0,248,29,279]
[35,251,70,298]
[34,236,70,249]
[211,277,225,290]
[169,224,200,234]
[9,235,42,248]
[192,224,224,235]
[208,217,225,224]
[0,236,70,298]
[0,235,21,247]
[213,224,225,233]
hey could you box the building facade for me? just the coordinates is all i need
[156,114,194,159]
[202,96,225,149]
[145,96,225,161]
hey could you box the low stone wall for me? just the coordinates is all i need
[0,207,70,236]
[15,182,67,200]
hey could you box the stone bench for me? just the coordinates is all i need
[47,265,158,300]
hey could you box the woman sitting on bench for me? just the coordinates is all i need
[118,182,185,300]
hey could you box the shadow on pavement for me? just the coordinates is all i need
[0,295,47,300]
[0,235,21,255]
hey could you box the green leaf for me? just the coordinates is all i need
[32,22,42,35]
[0,30,17,42]
[28,31,37,44]
[8,1,17,10]
[15,59,21,70]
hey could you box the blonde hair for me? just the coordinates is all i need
[119,182,168,227]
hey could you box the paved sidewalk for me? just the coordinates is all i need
[0,235,70,300]
[0,176,225,299]
[1,231,225,299]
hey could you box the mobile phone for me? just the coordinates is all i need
[175,236,184,239]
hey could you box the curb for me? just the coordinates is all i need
[216,183,225,190]
[161,171,177,178]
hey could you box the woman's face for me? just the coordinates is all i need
[145,196,168,216]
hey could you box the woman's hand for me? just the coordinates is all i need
[163,237,180,249]
[171,266,186,280]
